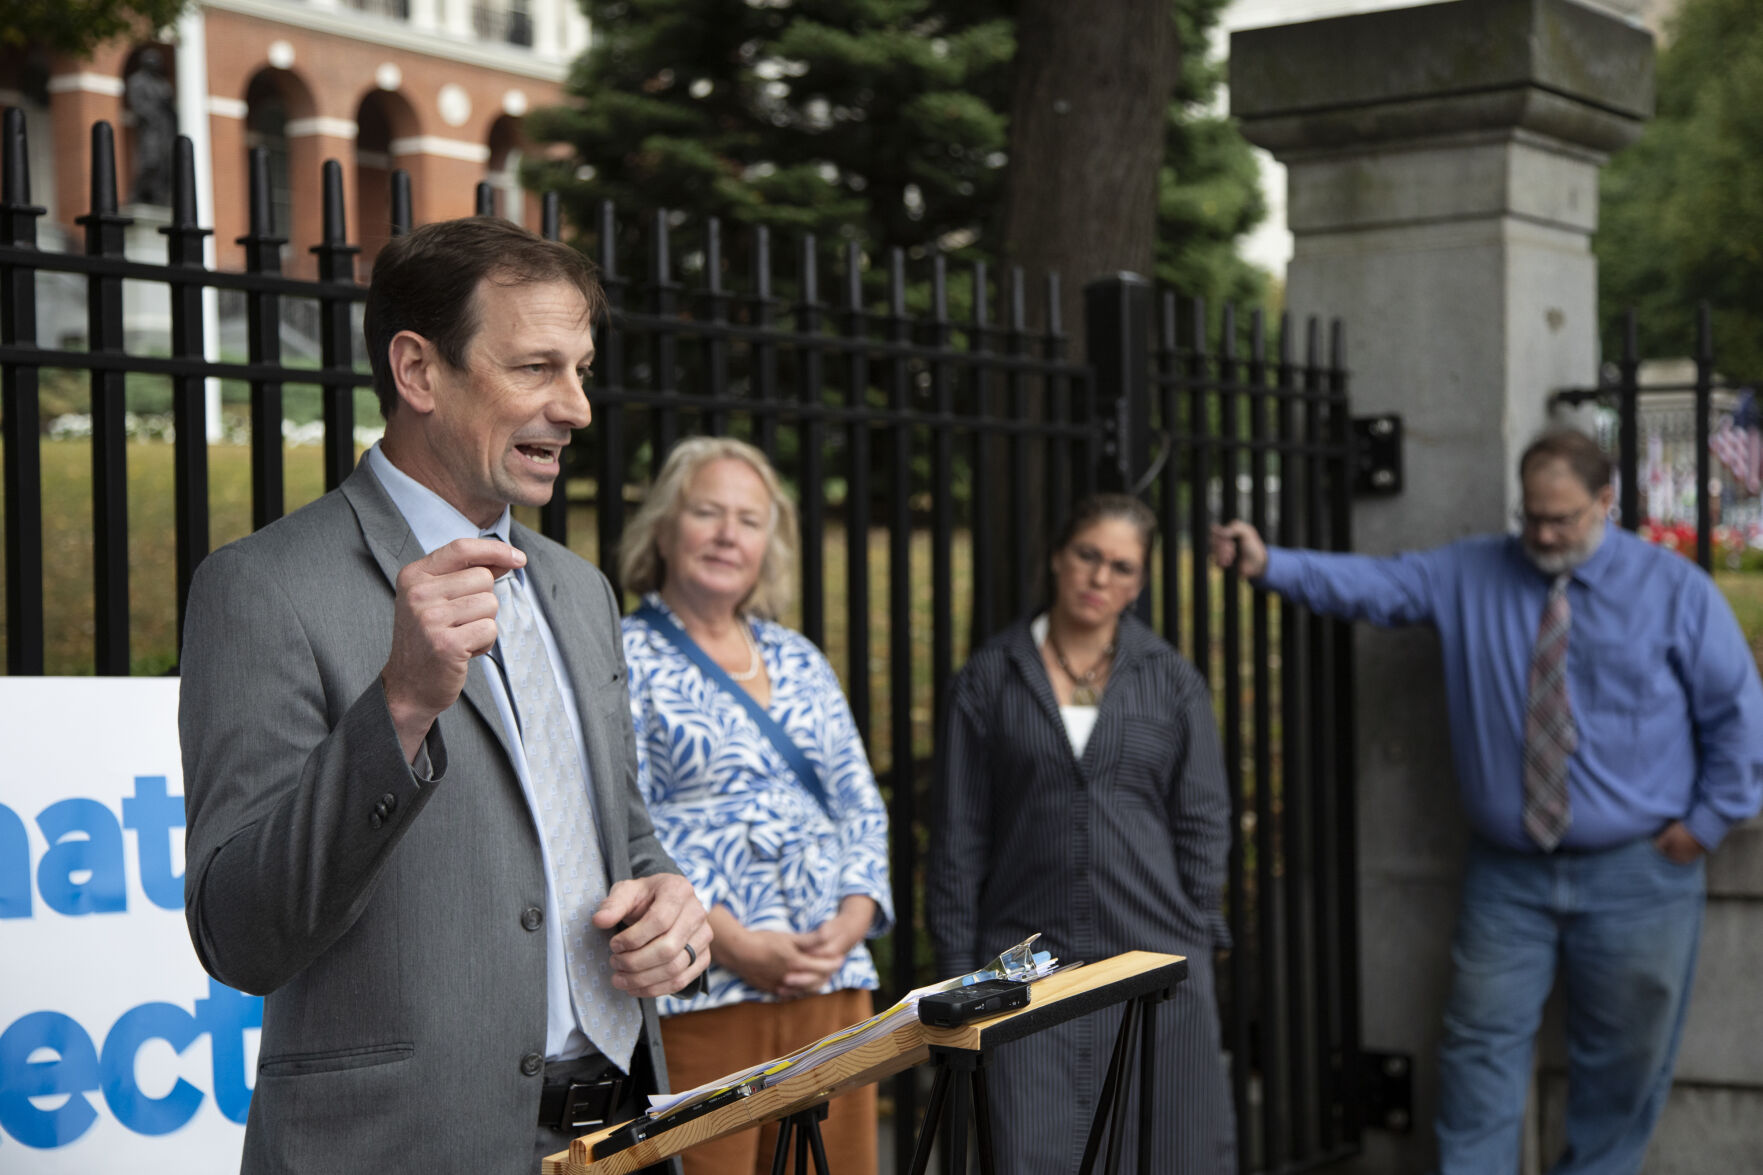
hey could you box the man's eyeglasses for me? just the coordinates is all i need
[1069,544,1143,581]
[1513,501,1602,532]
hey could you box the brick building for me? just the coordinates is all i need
[1,0,589,277]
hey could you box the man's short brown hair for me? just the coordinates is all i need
[1520,428,1614,494]
[362,217,606,417]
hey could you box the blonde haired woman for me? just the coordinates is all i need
[618,437,892,1175]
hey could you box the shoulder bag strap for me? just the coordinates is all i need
[633,602,831,816]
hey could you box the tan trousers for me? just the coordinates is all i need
[660,989,878,1175]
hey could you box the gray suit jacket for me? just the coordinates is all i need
[180,462,678,1174]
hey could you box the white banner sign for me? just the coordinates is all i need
[1,679,254,1173]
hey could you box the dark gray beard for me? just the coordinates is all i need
[1524,522,1606,575]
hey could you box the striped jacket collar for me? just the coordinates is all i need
[1000,608,1163,776]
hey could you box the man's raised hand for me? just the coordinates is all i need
[1210,520,1269,579]
[382,537,525,762]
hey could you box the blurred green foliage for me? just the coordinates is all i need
[1598,0,1763,377]
[528,0,1269,317]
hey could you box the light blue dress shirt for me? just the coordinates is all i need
[1260,521,1763,852]
[366,443,613,1064]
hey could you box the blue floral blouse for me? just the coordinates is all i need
[622,595,894,1016]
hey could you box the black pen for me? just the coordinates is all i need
[592,1082,756,1159]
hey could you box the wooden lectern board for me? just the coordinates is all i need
[542,950,1187,1175]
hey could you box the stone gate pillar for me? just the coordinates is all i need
[1230,3,1652,1171]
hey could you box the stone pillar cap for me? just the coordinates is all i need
[1230,0,1654,157]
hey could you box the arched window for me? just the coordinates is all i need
[487,114,527,228]
[344,0,411,19]
[474,0,533,47]
[244,71,293,256]
[356,88,418,269]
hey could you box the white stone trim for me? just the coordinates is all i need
[568,9,592,59]
[175,6,227,442]
[390,135,490,163]
[442,0,472,37]
[47,73,126,97]
[201,0,571,82]
[287,116,360,140]
[207,96,250,119]
[530,0,561,56]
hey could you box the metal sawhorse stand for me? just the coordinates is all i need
[908,955,1187,1175]
[544,952,1188,1175]
[770,1102,832,1175]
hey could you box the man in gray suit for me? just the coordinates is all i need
[180,217,711,1173]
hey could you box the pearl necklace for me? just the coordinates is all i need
[726,623,762,682]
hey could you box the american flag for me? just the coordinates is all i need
[1710,389,1763,497]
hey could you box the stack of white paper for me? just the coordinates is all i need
[645,934,1069,1121]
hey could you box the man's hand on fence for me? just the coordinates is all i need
[1210,521,1269,579]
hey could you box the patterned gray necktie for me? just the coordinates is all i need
[490,561,642,1067]
[1521,574,1577,851]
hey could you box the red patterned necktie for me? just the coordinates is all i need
[1522,574,1576,850]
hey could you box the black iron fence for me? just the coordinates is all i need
[1556,304,1763,574]
[0,109,1362,1174]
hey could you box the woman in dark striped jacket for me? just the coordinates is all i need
[929,494,1236,1173]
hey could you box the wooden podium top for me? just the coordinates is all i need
[543,950,1187,1175]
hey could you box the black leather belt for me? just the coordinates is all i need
[538,1074,630,1132]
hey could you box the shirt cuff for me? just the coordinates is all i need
[410,728,445,784]
[1682,804,1732,854]
[1257,546,1292,591]
[837,885,895,938]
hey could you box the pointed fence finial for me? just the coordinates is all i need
[3,107,32,207]
[2,106,46,245]
[77,121,131,254]
[90,121,119,215]
[311,159,359,280]
[390,169,412,236]
[162,136,212,265]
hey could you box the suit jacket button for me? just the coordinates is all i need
[380,792,397,814]
[521,1052,544,1077]
[521,907,543,931]
[369,812,383,830]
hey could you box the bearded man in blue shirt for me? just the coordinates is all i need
[1212,428,1763,1175]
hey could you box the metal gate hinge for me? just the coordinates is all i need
[1357,1050,1414,1133]
[1352,414,1403,496]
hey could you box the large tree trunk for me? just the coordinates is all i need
[981,0,1180,631]
[1003,0,1179,352]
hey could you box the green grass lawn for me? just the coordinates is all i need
[5,436,1762,706]
[3,440,337,676]
[1716,571,1763,671]
[0,439,974,771]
